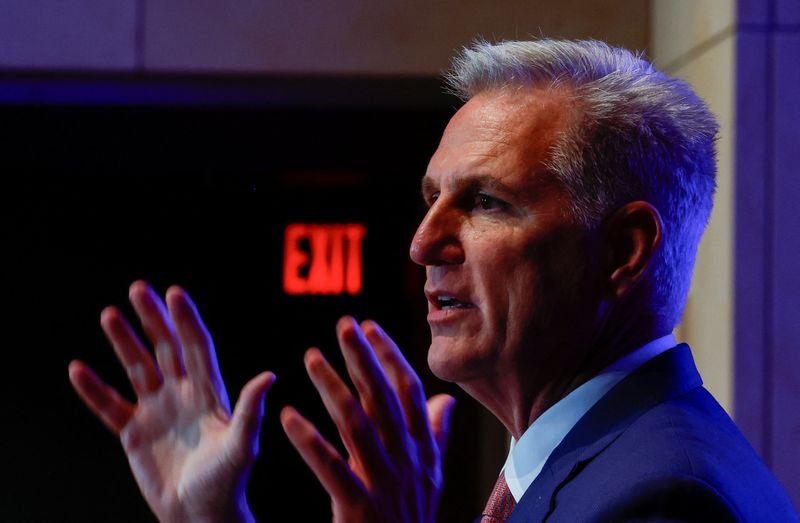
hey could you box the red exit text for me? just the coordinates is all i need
[283,223,366,295]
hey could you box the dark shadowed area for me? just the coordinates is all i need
[0,78,506,521]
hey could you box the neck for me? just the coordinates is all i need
[461,317,670,440]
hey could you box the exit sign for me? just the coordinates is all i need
[283,223,366,295]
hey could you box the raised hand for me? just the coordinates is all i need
[280,317,456,523]
[69,281,275,523]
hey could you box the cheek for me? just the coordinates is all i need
[527,234,595,332]
[477,244,544,327]
[503,265,546,333]
[502,234,582,328]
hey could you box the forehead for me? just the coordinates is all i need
[424,87,574,193]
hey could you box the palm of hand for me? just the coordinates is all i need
[69,282,272,523]
[123,380,241,523]
[280,318,455,523]
[72,283,454,523]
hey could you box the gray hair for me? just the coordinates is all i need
[444,39,718,328]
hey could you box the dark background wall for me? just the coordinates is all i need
[0,81,502,521]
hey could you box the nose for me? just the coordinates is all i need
[409,202,465,266]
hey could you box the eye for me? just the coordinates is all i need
[425,191,440,208]
[476,192,505,211]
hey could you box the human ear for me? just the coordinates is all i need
[602,201,663,299]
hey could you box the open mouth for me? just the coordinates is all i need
[436,296,474,310]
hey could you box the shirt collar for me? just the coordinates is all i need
[502,333,677,501]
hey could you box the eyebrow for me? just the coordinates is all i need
[420,173,516,200]
[420,176,436,200]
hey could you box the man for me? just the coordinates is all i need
[69,39,798,522]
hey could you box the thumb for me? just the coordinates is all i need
[230,371,277,460]
[426,394,456,457]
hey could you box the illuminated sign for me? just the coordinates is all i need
[283,223,366,295]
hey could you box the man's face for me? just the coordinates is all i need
[410,89,600,387]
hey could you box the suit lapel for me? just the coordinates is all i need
[507,344,703,523]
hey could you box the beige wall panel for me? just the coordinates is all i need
[651,0,735,71]
[0,0,137,70]
[672,34,735,413]
[143,0,648,74]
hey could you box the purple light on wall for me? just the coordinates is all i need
[735,0,800,509]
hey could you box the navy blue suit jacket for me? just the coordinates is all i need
[494,344,798,522]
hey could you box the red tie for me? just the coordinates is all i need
[481,473,516,522]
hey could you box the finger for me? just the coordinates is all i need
[361,320,436,463]
[166,285,230,411]
[100,306,161,396]
[304,348,390,484]
[280,406,365,504]
[129,280,184,379]
[229,371,276,462]
[426,394,456,457]
[68,360,135,435]
[337,317,408,457]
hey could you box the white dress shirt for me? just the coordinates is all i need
[502,334,678,502]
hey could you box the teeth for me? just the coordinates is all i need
[437,296,468,309]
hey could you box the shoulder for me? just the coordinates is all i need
[590,473,741,522]
[548,388,797,522]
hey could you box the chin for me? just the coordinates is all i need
[427,347,455,382]
[426,335,487,383]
